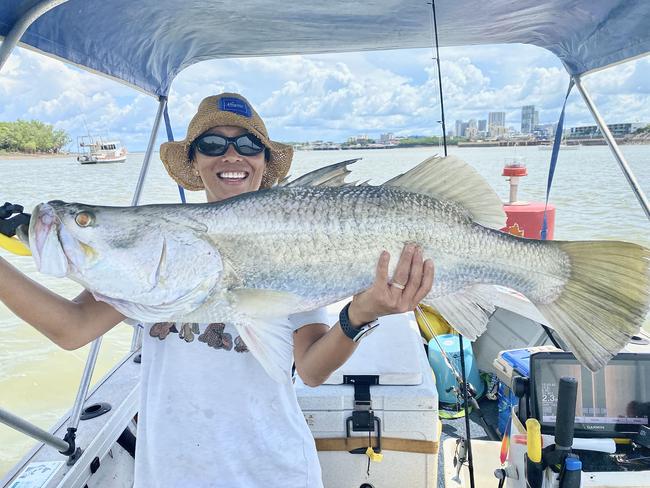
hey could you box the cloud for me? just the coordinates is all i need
[0,44,648,148]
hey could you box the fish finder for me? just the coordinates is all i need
[529,352,650,438]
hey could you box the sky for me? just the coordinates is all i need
[0,43,649,151]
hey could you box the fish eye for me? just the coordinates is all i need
[75,211,95,227]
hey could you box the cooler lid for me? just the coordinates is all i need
[323,302,424,386]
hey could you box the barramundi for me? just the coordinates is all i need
[27,156,650,381]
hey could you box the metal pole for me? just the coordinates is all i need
[68,337,102,430]
[0,406,70,453]
[129,96,167,350]
[573,75,650,222]
[131,96,167,206]
[0,0,70,73]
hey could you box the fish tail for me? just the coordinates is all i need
[537,240,650,371]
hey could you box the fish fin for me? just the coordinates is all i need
[384,155,506,229]
[231,318,295,383]
[230,288,305,318]
[92,278,216,322]
[424,285,497,340]
[228,288,308,382]
[537,241,650,371]
[280,158,362,188]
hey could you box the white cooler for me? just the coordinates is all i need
[295,307,440,488]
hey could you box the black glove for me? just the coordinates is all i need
[0,202,31,238]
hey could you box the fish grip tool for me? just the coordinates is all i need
[344,375,381,455]
[0,202,30,237]
[0,201,31,256]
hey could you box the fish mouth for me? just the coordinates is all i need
[30,203,68,277]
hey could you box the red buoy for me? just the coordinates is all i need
[502,202,555,239]
[500,159,555,239]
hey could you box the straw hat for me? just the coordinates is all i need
[160,93,293,190]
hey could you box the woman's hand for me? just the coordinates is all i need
[348,244,435,326]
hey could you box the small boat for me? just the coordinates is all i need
[76,136,127,164]
[538,143,580,150]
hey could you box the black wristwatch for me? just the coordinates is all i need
[339,302,379,343]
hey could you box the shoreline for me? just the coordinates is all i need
[0,152,74,160]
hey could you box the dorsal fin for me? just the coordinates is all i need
[384,155,506,229]
[280,158,362,188]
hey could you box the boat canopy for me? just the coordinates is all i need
[1,0,649,97]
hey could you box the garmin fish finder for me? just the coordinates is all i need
[529,352,650,438]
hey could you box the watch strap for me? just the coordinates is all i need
[339,302,379,343]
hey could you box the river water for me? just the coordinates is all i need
[0,144,649,475]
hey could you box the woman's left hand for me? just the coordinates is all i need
[347,244,435,326]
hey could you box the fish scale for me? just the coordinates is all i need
[207,185,569,308]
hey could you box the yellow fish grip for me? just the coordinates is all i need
[415,304,454,342]
[0,233,31,256]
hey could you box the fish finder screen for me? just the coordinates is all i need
[530,353,650,436]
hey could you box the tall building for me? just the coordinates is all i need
[521,105,539,134]
[488,112,506,137]
[455,119,471,138]
[455,120,464,138]
[478,119,487,132]
[467,119,478,139]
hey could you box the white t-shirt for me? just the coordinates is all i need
[134,309,328,488]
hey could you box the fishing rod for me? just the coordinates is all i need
[416,305,499,488]
[416,307,498,436]
[426,1,474,486]
[429,0,448,156]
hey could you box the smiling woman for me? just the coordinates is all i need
[159,93,294,197]
[192,127,268,201]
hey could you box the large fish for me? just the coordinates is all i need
[27,156,650,381]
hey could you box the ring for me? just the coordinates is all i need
[391,281,406,290]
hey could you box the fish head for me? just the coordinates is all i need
[29,201,224,315]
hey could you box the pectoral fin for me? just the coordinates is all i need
[228,288,306,382]
[424,285,497,340]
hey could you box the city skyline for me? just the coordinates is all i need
[1,44,649,150]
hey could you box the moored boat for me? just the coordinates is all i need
[76,136,127,164]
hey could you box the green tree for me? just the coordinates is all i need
[0,120,70,153]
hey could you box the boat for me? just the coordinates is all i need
[76,135,128,164]
[0,2,649,488]
[538,143,580,150]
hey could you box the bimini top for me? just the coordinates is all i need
[1,0,649,97]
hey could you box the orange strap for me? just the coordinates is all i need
[315,437,438,454]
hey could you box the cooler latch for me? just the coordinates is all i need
[344,375,381,454]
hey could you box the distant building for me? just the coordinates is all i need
[488,112,506,137]
[533,123,558,140]
[521,105,539,134]
[568,122,645,139]
[379,133,394,143]
[454,120,470,138]
[455,120,464,138]
[466,119,478,139]
[478,119,487,132]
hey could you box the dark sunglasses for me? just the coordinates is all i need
[193,133,265,157]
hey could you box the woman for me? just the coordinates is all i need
[0,92,434,487]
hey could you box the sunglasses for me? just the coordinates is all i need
[193,133,265,157]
